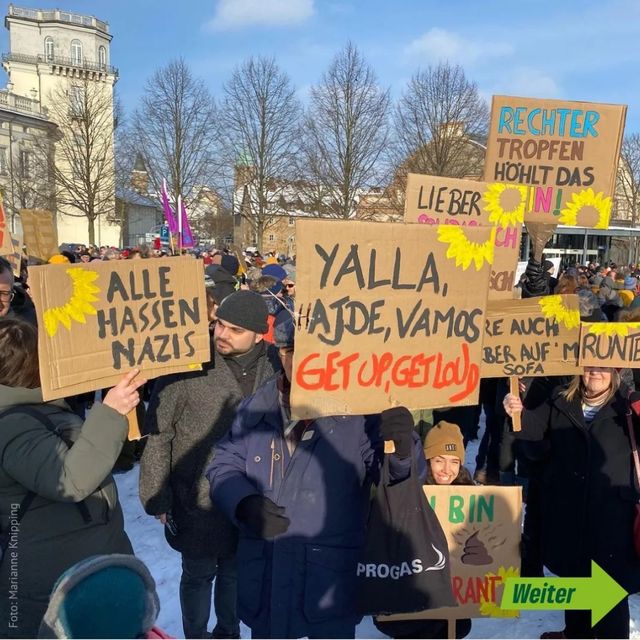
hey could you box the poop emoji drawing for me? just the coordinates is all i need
[461,531,494,566]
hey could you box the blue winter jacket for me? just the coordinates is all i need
[207,377,425,638]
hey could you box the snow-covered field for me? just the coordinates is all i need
[116,432,640,639]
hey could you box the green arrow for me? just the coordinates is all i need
[500,561,628,626]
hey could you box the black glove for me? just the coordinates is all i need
[380,407,414,458]
[522,257,550,298]
[235,495,290,539]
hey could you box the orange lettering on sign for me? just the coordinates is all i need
[295,343,479,402]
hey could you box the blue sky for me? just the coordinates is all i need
[2,0,640,131]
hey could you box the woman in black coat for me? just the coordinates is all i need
[504,367,640,639]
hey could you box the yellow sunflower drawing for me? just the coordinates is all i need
[479,566,520,618]
[585,322,640,337]
[559,188,611,229]
[43,268,100,337]
[437,226,496,271]
[483,183,528,228]
[538,295,580,330]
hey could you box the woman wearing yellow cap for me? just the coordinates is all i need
[375,422,473,639]
[424,421,473,486]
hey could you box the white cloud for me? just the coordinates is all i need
[499,68,561,99]
[405,27,513,66]
[205,0,314,31]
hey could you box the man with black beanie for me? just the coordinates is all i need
[140,290,280,639]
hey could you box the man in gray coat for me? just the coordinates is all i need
[139,290,280,639]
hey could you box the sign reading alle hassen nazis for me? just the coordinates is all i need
[290,219,494,419]
[29,257,211,400]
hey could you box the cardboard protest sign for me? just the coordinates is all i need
[290,220,493,419]
[0,200,12,256]
[29,257,210,400]
[4,231,23,278]
[405,174,522,300]
[484,96,626,228]
[580,322,640,368]
[482,294,581,378]
[379,485,522,621]
[20,209,59,261]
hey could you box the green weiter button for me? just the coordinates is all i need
[500,561,628,626]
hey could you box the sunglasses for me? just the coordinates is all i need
[284,283,295,289]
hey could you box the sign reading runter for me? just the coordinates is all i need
[290,220,493,419]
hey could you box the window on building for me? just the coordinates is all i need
[19,150,31,178]
[0,147,7,175]
[268,234,275,242]
[98,46,106,69]
[288,216,294,226]
[69,85,85,117]
[70,39,83,65]
[44,36,54,61]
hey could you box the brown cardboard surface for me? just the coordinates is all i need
[2,226,24,277]
[481,294,581,378]
[508,377,522,432]
[20,209,59,261]
[9,227,23,277]
[290,220,493,419]
[29,257,210,400]
[580,322,640,368]
[379,485,522,621]
[0,201,12,256]
[405,174,522,300]
[484,96,626,228]
[127,408,141,440]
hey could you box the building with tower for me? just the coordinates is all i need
[2,4,120,246]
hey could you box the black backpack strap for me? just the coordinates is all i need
[0,406,93,525]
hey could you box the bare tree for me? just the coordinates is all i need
[220,56,301,252]
[393,62,488,182]
[189,190,234,248]
[4,126,55,229]
[617,134,640,263]
[35,76,117,245]
[300,43,390,219]
[131,58,219,211]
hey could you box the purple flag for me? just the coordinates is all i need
[179,197,195,248]
[161,179,179,234]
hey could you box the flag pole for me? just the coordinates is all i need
[177,194,183,255]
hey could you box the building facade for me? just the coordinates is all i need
[2,4,119,246]
[0,88,58,233]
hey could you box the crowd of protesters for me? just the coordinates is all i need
[0,243,638,640]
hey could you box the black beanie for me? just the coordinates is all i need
[221,254,240,276]
[216,290,269,333]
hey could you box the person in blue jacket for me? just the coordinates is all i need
[207,310,425,639]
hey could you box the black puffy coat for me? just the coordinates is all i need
[517,386,640,592]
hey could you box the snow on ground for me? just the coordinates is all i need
[116,424,640,639]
